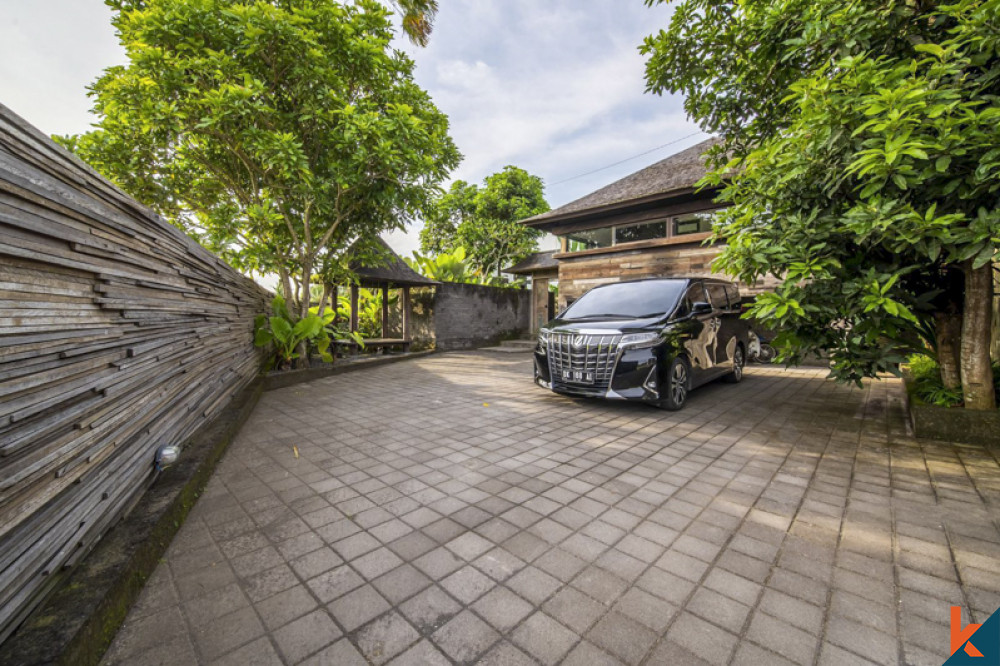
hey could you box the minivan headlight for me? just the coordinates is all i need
[537,329,550,355]
[619,332,659,349]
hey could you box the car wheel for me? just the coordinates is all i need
[724,345,745,383]
[658,356,689,411]
[758,343,776,363]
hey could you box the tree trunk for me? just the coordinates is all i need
[278,266,294,304]
[934,311,962,390]
[960,261,996,410]
[991,263,999,363]
[319,283,331,317]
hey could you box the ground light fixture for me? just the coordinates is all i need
[154,445,181,472]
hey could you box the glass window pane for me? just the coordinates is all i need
[673,211,716,236]
[562,279,688,319]
[614,220,666,244]
[565,226,613,252]
[685,283,708,307]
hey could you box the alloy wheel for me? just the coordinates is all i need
[671,362,687,405]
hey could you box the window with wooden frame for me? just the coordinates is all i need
[559,209,719,254]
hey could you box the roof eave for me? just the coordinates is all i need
[522,184,722,232]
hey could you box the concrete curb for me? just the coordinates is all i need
[262,350,436,391]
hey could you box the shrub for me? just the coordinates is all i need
[908,354,1000,409]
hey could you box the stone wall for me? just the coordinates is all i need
[386,283,530,350]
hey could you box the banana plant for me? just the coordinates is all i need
[254,295,361,369]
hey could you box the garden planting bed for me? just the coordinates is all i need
[903,372,1000,446]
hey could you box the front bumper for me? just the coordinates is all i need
[534,346,662,403]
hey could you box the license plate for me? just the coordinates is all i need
[562,370,594,384]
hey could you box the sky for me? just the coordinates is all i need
[0,0,705,258]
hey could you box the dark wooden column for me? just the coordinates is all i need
[331,285,339,323]
[381,285,389,340]
[401,286,411,351]
[350,284,359,339]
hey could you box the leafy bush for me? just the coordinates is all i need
[336,289,397,340]
[254,295,362,369]
[907,354,1000,409]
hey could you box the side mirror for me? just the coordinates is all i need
[691,301,713,315]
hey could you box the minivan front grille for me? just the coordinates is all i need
[547,332,621,392]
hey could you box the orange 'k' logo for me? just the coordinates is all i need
[952,606,985,658]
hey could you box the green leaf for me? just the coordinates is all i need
[913,43,945,59]
[253,327,273,347]
[972,245,996,269]
[270,316,293,343]
[292,316,323,340]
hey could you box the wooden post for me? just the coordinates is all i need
[350,284,359,347]
[402,286,411,352]
[331,285,339,324]
[381,285,389,341]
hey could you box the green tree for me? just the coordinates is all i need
[63,0,459,326]
[419,180,478,255]
[642,0,1000,409]
[462,166,548,278]
[421,166,549,278]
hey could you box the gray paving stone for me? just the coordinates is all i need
[543,585,605,633]
[473,586,534,632]
[208,636,282,666]
[328,584,390,632]
[440,565,494,604]
[385,639,450,666]
[511,611,578,666]
[431,610,501,663]
[476,641,537,666]
[103,357,1000,665]
[506,565,562,605]
[355,611,421,665]
[587,610,658,665]
[667,611,738,665]
[399,585,462,634]
[562,641,626,666]
[193,606,265,662]
[307,565,365,603]
[412,546,464,580]
[254,584,317,630]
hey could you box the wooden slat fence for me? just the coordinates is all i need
[0,103,269,643]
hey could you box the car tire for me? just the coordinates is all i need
[723,345,745,383]
[658,356,690,411]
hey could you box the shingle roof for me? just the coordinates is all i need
[524,137,721,226]
[348,236,438,288]
[505,251,559,275]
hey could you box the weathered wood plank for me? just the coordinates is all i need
[0,101,269,643]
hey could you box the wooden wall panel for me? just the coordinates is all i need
[0,103,269,642]
[556,242,779,307]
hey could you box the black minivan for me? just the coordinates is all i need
[534,277,748,410]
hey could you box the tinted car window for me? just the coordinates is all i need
[677,283,708,317]
[725,284,740,307]
[706,284,729,310]
[561,280,687,320]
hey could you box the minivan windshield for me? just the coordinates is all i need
[561,279,687,320]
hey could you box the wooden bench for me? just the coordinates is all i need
[335,338,411,353]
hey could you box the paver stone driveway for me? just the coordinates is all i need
[103,351,1000,665]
